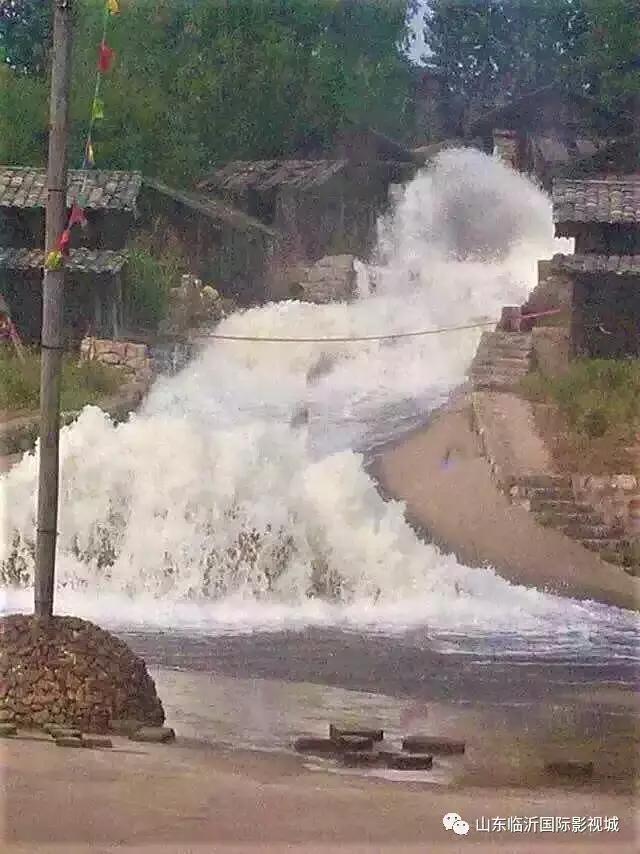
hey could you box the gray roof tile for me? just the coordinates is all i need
[0,167,142,211]
[551,253,640,275]
[0,247,128,274]
[552,177,640,225]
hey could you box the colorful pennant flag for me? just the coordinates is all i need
[91,97,105,121]
[45,250,64,271]
[98,42,116,73]
[69,204,87,228]
[57,229,72,257]
[48,0,123,272]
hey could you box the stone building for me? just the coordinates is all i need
[0,165,283,341]
[0,167,139,342]
[467,84,631,190]
[534,176,640,360]
[197,157,413,266]
[0,246,127,344]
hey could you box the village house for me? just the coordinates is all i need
[197,155,414,267]
[530,176,640,361]
[467,83,633,190]
[554,176,640,360]
[0,166,281,342]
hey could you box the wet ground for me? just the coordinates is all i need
[122,628,639,791]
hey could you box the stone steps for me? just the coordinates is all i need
[565,522,623,540]
[471,357,530,372]
[475,344,531,358]
[471,376,523,392]
[508,476,632,571]
[518,486,575,501]
[580,537,629,553]
[536,510,604,528]
[518,475,572,489]
[470,331,533,393]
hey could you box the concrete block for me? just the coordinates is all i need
[402,735,465,755]
[294,737,340,756]
[110,719,145,736]
[47,726,81,739]
[129,726,175,744]
[380,751,433,770]
[334,735,375,751]
[55,736,84,748]
[329,724,384,743]
[340,752,381,768]
[81,736,113,749]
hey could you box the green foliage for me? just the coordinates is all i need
[520,359,640,439]
[0,0,51,75]
[423,0,639,120]
[1,0,414,183]
[0,349,122,412]
[124,231,185,329]
[578,0,640,109]
[0,64,47,164]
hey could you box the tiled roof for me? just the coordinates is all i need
[142,178,280,237]
[551,253,640,275]
[198,160,347,195]
[0,167,142,211]
[552,177,640,225]
[0,247,128,274]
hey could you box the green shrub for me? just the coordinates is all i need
[124,230,185,329]
[0,349,122,413]
[520,359,640,440]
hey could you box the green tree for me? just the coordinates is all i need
[0,0,52,75]
[1,0,414,185]
[578,0,640,113]
[423,0,639,121]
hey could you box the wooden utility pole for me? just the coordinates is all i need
[35,0,74,619]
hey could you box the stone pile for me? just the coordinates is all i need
[0,614,164,733]
[277,254,358,304]
[80,337,152,380]
[162,273,237,334]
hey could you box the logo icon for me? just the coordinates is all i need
[443,812,470,836]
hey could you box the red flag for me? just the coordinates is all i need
[57,229,72,257]
[98,41,116,73]
[69,204,87,228]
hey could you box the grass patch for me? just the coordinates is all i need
[124,224,186,330]
[0,349,123,414]
[518,359,640,474]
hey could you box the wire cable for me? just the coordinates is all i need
[196,308,563,344]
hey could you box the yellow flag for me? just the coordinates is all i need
[107,0,120,14]
[45,250,64,271]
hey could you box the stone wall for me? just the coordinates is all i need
[531,326,570,377]
[573,474,640,537]
[80,336,152,379]
[527,261,574,313]
[269,254,357,304]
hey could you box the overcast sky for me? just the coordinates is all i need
[408,1,428,65]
